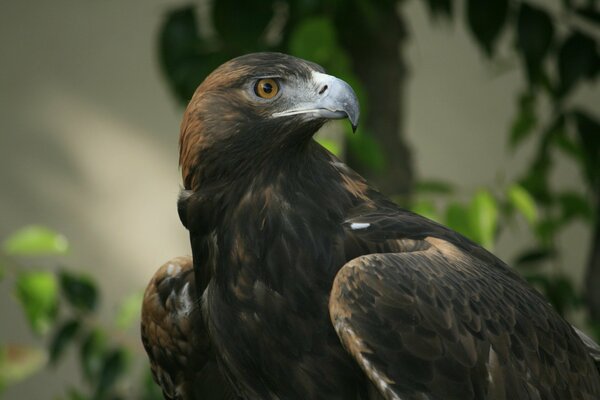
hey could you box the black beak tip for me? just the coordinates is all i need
[344,99,359,133]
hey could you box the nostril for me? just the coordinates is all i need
[318,85,328,95]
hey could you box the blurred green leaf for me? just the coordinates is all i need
[290,0,320,15]
[60,270,98,313]
[49,319,81,365]
[141,367,163,400]
[519,150,553,204]
[535,217,562,245]
[551,126,583,162]
[466,0,508,56]
[574,6,600,27]
[0,344,47,391]
[558,191,593,223]
[510,91,537,149]
[558,31,598,96]
[353,0,387,32]
[573,110,600,189]
[95,349,129,398]
[560,0,573,10]
[159,6,228,103]
[288,17,357,99]
[213,0,274,51]
[516,3,554,86]
[445,202,474,239]
[411,200,440,222]
[160,5,199,68]
[469,189,499,249]
[508,184,538,225]
[3,226,69,256]
[424,0,453,20]
[515,247,554,268]
[415,180,454,195]
[80,330,107,382]
[524,273,580,315]
[346,130,386,173]
[0,262,5,281]
[589,319,600,343]
[15,271,59,335]
[65,387,87,400]
[315,138,342,157]
[289,16,339,66]
[115,291,143,330]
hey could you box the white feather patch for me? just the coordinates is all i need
[350,222,370,230]
[178,282,194,317]
[166,263,181,275]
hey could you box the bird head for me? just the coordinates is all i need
[179,52,359,189]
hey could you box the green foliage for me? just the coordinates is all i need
[59,271,98,313]
[558,191,593,223]
[0,227,158,399]
[510,91,538,149]
[469,190,499,250]
[289,16,340,65]
[425,191,499,250]
[466,0,508,56]
[425,0,599,327]
[114,291,144,330]
[523,273,582,316]
[411,200,441,222]
[558,31,598,96]
[159,7,228,104]
[575,5,600,26]
[15,272,59,335]
[515,247,555,268]
[516,3,554,86]
[445,202,472,237]
[414,187,507,251]
[424,0,453,20]
[507,184,538,226]
[415,180,454,195]
[49,319,81,364]
[315,137,342,156]
[79,330,108,382]
[346,131,386,173]
[94,348,129,399]
[0,345,47,392]
[213,0,275,52]
[3,226,69,256]
[574,111,600,190]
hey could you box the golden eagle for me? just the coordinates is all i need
[142,53,600,399]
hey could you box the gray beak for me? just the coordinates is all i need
[272,71,360,132]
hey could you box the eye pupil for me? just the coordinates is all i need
[262,82,272,93]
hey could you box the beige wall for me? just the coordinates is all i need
[0,1,597,398]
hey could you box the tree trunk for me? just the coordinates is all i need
[336,5,414,201]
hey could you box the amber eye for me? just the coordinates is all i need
[254,78,279,99]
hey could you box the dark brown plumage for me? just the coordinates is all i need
[142,52,600,399]
[141,256,237,400]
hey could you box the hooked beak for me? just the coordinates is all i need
[272,71,360,132]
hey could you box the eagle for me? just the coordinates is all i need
[141,52,600,399]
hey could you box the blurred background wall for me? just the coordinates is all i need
[0,0,597,399]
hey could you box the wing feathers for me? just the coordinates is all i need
[141,257,238,400]
[330,239,600,400]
